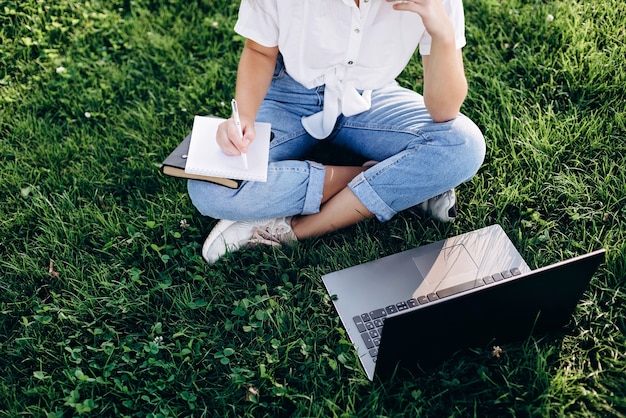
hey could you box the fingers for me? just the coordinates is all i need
[217,118,255,156]
[387,0,427,16]
[386,0,439,13]
[387,0,452,39]
[229,119,251,155]
[387,0,413,8]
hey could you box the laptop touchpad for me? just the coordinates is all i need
[412,244,478,288]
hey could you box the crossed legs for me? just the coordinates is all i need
[291,165,373,240]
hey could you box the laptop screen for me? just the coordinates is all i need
[374,249,605,380]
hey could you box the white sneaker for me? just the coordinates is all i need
[202,217,297,264]
[363,161,458,223]
[413,189,458,222]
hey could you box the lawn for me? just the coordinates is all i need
[1,0,624,416]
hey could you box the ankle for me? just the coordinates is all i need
[289,215,301,240]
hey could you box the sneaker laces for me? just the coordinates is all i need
[248,220,295,247]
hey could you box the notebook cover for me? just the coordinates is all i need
[160,133,242,189]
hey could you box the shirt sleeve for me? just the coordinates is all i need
[234,0,280,47]
[418,0,466,56]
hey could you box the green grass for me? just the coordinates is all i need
[1,0,625,416]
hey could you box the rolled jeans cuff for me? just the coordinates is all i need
[302,161,325,216]
[349,172,396,222]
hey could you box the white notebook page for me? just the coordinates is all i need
[185,115,271,182]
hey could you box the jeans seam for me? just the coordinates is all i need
[269,128,311,148]
[340,119,433,141]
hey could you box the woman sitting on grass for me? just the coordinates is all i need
[188,0,486,264]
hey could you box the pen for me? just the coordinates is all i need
[231,99,248,170]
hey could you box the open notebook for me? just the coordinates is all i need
[185,115,271,182]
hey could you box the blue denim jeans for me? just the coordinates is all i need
[188,57,485,222]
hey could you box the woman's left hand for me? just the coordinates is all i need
[387,0,454,41]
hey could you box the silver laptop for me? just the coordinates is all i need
[322,224,605,381]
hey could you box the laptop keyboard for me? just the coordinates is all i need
[353,267,522,361]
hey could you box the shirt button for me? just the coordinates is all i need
[347,61,354,65]
[354,28,360,34]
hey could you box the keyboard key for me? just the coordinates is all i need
[361,332,375,349]
[482,275,494,284]
[385,305,398,314]
[407,298,418,308]
[436,279,484,299]
[492,272,504,282]
[501,270,513,279]
[369,308,387,319]
[353,316,366,333]
[396,301,408,311]
[427,293,439,302]
[369,348,378,358]
[373,337,381,346]
[366,321,375,330]
[511,267,521,276]
[369,329,379,338]
[361,313,371,322]
[373,318,384,328]
[417,296,429,305]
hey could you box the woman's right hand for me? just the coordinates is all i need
[216,117,256,156]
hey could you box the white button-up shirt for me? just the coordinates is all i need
[234,0,466,138]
